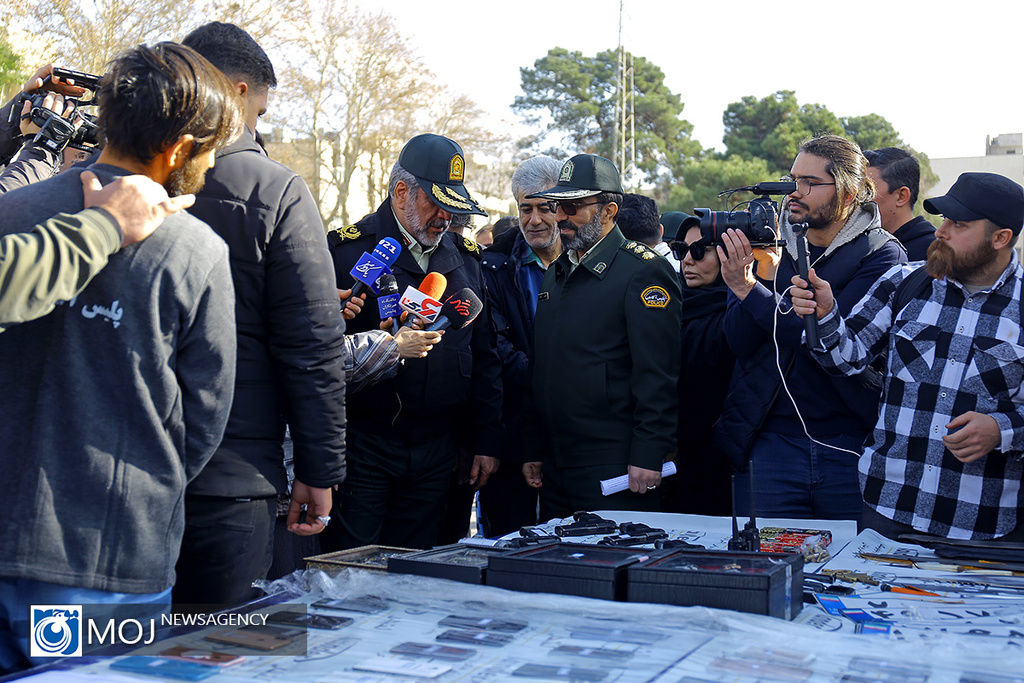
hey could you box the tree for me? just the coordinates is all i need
[0,36,24,103]
[724,92,847,174]
[662,155,776,215]
[513,47,699,185]
[841,113,902,151]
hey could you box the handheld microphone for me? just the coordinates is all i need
[376,272,400,322]
[346,237,402,300]
[426,288,483,332]
[399,272,447,326]
[792,221,819,349]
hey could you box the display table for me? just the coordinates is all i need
[9,512,1023,682]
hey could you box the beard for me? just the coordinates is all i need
[523,223,559,250]
[404,195,450,248]
[788,193,839,231]
[559,211,604,252]
[926,238,997,282]
[166,155,211,197]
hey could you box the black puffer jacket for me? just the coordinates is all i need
[186,128,347,497]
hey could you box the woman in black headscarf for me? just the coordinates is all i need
[662,212,734,515]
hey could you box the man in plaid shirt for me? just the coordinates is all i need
[791,172,1024,541]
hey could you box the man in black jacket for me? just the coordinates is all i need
[323,134,502,550]
[865,147,935,260]
[478,156,562,537]
[174,23,347,607]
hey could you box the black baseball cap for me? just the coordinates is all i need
[923,172,1024,235]
[526,154,624,200]
[398,134,487,216]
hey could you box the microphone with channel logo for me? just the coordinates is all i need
[398,272,447,328]
[375,273,401,334]
[426,288,483,332]
[345,237,402,302]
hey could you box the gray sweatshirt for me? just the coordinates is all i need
[0,163,236,593]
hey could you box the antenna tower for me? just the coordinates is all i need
[613,0,636,190]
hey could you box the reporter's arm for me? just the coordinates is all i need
[0,208,121,330]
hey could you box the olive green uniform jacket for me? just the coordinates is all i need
[0,208,121,332]
[531,226,682,482]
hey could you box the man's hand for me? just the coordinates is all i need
[716,228,759,300]
[380,312,423,331]
[943,412,1001,463]
[286,480,333,536]
[790,267,835,319]
[469,455,499,490]
[23,63,87,98]
[523,461,543,488]
[628,465,662,494]
[81,171,195,247]
[19,92,79,137]
[752,245,782,281]
[394,327,443,358]
[337,289,365,320]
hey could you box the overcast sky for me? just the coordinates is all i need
[379,0,1022,160]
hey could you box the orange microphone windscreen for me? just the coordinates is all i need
[418,272,448,300]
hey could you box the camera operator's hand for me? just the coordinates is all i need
[81,171,195,247]
[23,64,87,98]
[19,93,79,137]
[752,245,781,281]
[394,327,443,359]
[717,228,758,300]
[790,267,834,319]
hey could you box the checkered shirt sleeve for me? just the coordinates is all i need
[810,259,1024,540]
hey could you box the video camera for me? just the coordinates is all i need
[14,67,103,154]
[690,181,796,248]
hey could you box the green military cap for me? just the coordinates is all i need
[398,134,488,216]
[526,154,624,200]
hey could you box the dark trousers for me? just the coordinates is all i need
[268,513,321,580]
[173,496,276,609]
[859,503,1024,543]
[478,461,539,538]
[734,431,863,520]
[320,430,455,551]
[540,461,661,522]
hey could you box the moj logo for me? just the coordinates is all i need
[30,605,82,657]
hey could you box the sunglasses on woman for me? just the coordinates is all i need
[668,239,713,261]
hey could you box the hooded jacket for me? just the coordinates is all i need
[714,203,907,470]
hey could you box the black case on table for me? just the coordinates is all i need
[486,543,663,601]
[625,549,804,619]
[386,543,513,584]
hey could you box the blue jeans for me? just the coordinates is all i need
[0,577,170,674]
[733,431,863,521]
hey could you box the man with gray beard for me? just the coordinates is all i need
[524,154,681,519]
[324,134,502,549]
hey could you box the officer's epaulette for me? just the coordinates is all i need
[621,239,658,261]
[327,224,372,248]
[455,234,482,259]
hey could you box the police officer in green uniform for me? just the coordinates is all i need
[322,134,503,550]
[523,154,682,519]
